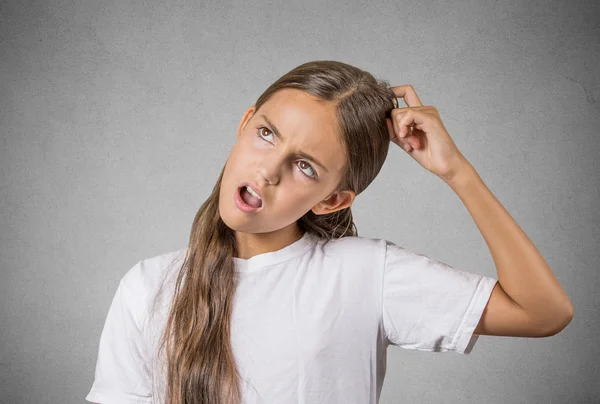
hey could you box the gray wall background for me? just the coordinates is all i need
[1,0,599,403]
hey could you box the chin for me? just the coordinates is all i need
[218,201,255,233]
[218,201,237,231]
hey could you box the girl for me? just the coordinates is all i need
[86,60,573,404]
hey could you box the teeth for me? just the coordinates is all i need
[245,185,261,199]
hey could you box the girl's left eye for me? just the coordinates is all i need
[256,126,317,180]
[257,126,275,142]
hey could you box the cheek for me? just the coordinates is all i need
[234,136,267,161]
[229,143,253,165]
[279,188,319,210]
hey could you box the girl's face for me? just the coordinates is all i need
[219,88,356,235]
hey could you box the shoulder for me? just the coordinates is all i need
[315,235,424,269]
[316,234,387,262]
[320,234,385,248]
[120,247,188,293]
[117,247,188,328]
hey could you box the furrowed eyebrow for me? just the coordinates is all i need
[260,114,329,174]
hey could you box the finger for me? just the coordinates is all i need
[387,116,413,151]
[390,108,416,136]
[390,85,423,108]
[399,123,421,149]
[386,117,395,140]
[395,110,427,149]
[389,106,427,145]
[389,110,412,146]
[389,110,401,139]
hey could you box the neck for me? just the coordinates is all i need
[234,224,305,260]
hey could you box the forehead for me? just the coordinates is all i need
[258,89,346,175]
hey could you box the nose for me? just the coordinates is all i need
[257,155,282,186]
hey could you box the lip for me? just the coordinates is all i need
[239,181,264,200]
[234,182,265,213]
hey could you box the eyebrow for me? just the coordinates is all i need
[260,114,329,173]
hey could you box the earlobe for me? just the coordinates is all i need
[312,190,356,215]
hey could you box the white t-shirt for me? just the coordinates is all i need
[86,232,497,404]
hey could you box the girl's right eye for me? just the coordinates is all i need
[255,126,317,180]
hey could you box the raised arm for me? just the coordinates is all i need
[445,159,574,337]
[388,84,574,338]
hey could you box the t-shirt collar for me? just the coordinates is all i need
[233,231,317,273]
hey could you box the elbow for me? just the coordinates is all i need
[543,303,574,337]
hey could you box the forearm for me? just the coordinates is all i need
[443,159,574,326]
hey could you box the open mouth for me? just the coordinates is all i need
[234,185,264,213]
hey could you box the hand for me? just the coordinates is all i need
[387,85,468,181]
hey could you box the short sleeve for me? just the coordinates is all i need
[382,239,497,355]
[86,274,153,403]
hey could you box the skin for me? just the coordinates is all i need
[218,88,356,260]
[387,84,573,337]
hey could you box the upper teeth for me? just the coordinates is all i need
[245,185,261,199]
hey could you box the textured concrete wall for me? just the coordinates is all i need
[1,0,598,402]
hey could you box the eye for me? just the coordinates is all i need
[297,161,317,179]
[257,126,275,142]
[256,126,318,180]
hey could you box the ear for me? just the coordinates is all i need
[237,105,257,139]
[311,189,356,215]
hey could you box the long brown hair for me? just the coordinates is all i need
[158,60,397,403]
